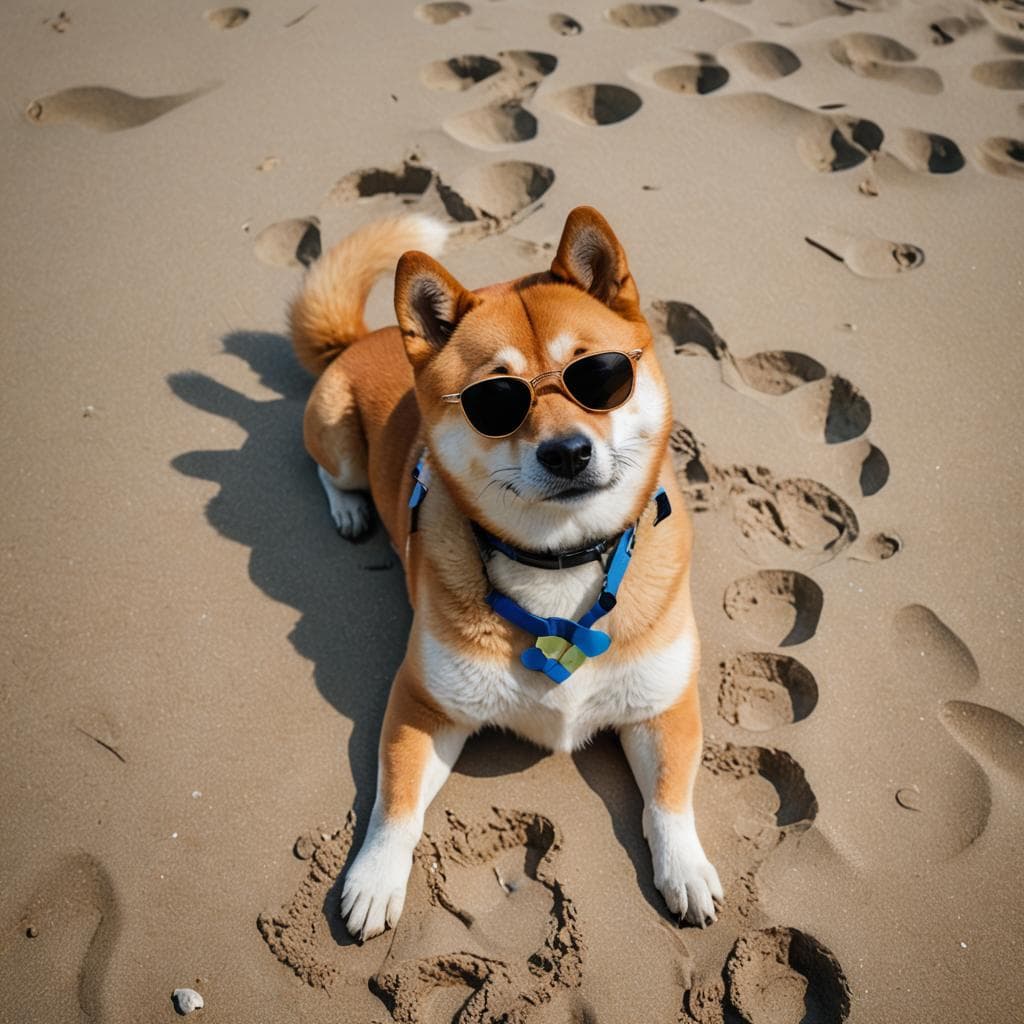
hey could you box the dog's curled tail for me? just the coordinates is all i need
[288,213,450,376]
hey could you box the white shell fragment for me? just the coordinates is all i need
[172,988,204,1015]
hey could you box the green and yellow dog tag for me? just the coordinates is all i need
[535,635,588,675]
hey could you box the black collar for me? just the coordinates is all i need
[470,521,620,571]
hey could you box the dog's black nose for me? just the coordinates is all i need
[536,434,592,479]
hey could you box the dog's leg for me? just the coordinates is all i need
[341,660,469,940]
[619,673,723,926]
[303,361,373,539]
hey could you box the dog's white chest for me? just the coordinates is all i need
[417,564,696,752]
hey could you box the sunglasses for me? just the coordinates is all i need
[441,348,644,439]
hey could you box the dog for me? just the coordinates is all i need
[288,206,722,940]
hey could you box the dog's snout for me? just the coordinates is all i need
[536,434,592,479]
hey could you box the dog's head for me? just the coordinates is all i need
[396,207,672,550]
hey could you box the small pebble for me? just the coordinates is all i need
[26,925,38,938]
[82,405,96,417]
[191,790,202,799]
[172,988,204,1015]
[293,833,316,860]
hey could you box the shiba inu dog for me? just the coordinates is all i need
[289,207,722,940]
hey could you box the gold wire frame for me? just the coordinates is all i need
[441,348,644,439]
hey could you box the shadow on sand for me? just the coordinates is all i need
[169,330,410,830]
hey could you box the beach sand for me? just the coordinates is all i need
[1,0,1023,1020]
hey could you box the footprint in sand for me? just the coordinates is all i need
[887,128,965,174]
[437,160,556,226]
[549,12,583,35]
[375,809,582,1021]
[328,158,435,204]
[205,6,249,29]
[669,425,864,568]
[848,529,902,561]
[421,49,557,95]
[723,570,824,647]
[26,84,213,132]
[422,50,557,149]
[829,33,943,94]
[940,702,1024,783]
[421,54,504,91]
[789,375,873,444]
[688,926,851,1024]
[704,743,819,846]
[804,230,925,278]
[798,112,883,172]
[857,443,889,496]
[726,40,801,80]
[415,1,471,24]
[728,473,860,568]
[1,854,120,1022]
[547,83,643,125]
[444,101,538,149]
[258,815,403,991]
[971,59,1024,89]
[653,62,731,95]
[326,154,554,234]
[674,435,861,566]
[253,216,321,268]
[683,743,845,1022]
[653,301,875,448]
[260,808,582,1018]
[652,300,828,395]
[977,0,1024,35]
[877,606,1024,861]
[725,94,884,173]
[606,3,679,28]
[892,604,980,690]
[718,652,819,731]
[975,136,1024,179]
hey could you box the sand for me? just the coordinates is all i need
[1,0,1023,1021]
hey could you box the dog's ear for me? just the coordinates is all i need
[550,207,640,318]
[395,251,478,368]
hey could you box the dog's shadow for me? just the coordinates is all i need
[168,331,665,924]
[169,330,412,830]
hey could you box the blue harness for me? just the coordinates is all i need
[408,455,671,684]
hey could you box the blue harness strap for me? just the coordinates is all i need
[488,487,669,684]
[408,455,431,533]
[406,450,671,685]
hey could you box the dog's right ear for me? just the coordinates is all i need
[395,251,478,369]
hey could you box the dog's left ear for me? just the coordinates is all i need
[550,207,641,318]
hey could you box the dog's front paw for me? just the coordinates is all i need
[329,491,372,539]
[316,467,372,540]
[339,834,413,940]
[645,805,724,927]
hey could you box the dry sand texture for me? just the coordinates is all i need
[2,0,1023,1021]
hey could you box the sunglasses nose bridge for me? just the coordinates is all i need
[529,369,570,401]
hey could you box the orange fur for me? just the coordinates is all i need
[378,657,453,816]
[645,673,704,813]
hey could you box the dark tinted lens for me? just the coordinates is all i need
[563,351,635,410]
[460,377,533,437]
